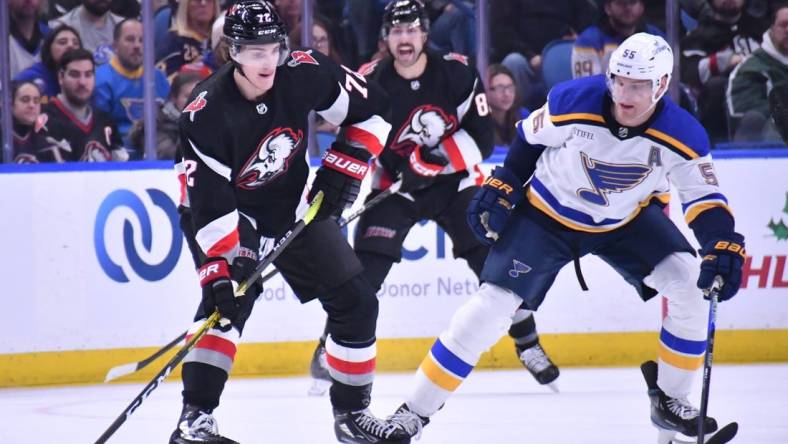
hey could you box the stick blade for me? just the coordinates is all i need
[706,422,738,444]
[104,363,138,383]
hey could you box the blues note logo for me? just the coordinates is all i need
[577,152,652,206]
[509,259,532,278]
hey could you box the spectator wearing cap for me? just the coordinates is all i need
[14,24,82,103]
[572,0,664,78]
[95,18,171,158]
[727,3,788,141]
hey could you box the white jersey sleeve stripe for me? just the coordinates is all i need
[345,114,391,157]
[189,138,232,181]
[440,129,482,172]
[317,83,350,126]
[195,210,239,258]
[456,79,476,122]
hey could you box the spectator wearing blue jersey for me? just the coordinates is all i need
[487,64,530,147]
[15,24,82,104]
[95,18,170,158]
[572,0,664,78]
[156,0,219,77]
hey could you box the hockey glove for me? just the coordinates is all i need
[399,145,449,193]
[198,258,240,322]
[697,232,746,301]
[466,166,524,246]
[309,142,371,221]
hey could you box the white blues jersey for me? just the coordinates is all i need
[519,75,731,232]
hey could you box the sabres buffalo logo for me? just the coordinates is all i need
[237,128,303,189]
[390,105,457,156]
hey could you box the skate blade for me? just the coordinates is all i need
[546,381,560,393]
[307,378,332,396]
[656,427,723,444]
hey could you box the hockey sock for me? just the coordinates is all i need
[181,322,240,409]
[508,309,539,348]
[407,283,522,417]
[644,253,708,398]
[325,334,377,410]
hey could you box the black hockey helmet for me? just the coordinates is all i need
[223,0,290,65]
[382,0,430,38]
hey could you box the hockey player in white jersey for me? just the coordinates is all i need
[388,33,746,443]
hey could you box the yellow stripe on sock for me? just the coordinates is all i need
[419,355,463,391]
[658,345,704,371]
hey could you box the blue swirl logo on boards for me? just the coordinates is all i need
[94,189,183,282]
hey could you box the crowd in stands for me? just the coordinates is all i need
[4,0,787,164]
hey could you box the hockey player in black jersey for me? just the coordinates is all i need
[308,0,560,394]
[171,2,408,443]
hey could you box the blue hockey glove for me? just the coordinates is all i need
[466,166,524,246]
[697,232,746,301]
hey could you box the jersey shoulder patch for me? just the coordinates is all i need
[358,58,383,77]
[547,75,607,123]
[287,49,320,67]
[646,98,711,160]
[443,52,469,65]
[183,90,208,122]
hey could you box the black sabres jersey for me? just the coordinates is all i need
[42,98,123,162]
[178,49,390,259]
[359,50,493,189]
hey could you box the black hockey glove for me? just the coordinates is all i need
[697,232,746,301]
[309,142,371,221]
[466,166,524,246]
[198,258,240,322]
[399,145,449,193]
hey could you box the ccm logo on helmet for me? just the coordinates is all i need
[323,150,369,180]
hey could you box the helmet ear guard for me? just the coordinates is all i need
[606,32,673,104]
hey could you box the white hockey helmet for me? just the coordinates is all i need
[606,33,673,104]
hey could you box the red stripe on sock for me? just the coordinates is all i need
[326,354,376,375]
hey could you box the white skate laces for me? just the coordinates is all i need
[354,409,400,439]
[666,397,700,420]
[520,344,552,373]
[180,410,220,437]
[389,407,425,439]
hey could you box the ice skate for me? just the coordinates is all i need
[516,342,560,392]
[334,408,412,443]
[388,403,430,441]
[307,338,332,396]
[169,403,239,444]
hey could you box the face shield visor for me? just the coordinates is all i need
[228,39,289,68]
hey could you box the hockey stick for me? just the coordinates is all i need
[94,192,324,444]
[103,181,403,382]
[697,275,738,444]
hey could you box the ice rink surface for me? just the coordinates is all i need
[1,364,786,443]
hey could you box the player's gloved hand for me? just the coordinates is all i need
[309,142,371,221]
[697,232,746,301]
[399,145,449,193]
[466,166,523,246]
[198,258,240,322]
